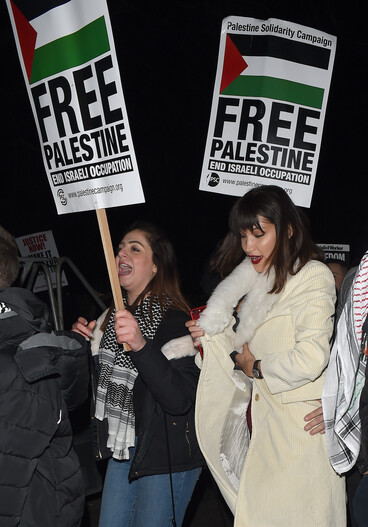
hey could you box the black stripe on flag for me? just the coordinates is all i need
[10,0,71,21]
[230,34,331,70]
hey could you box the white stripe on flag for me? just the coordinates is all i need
[31,0,106,49]
[241,56,330,88]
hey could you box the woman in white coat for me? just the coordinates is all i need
[187,185,346,527]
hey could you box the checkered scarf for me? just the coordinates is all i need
[95,294,167,460]
[0,301,12,314]
[323,251,368,474]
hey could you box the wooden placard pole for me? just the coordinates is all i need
[96,208,130,350]
[96,208,124,310]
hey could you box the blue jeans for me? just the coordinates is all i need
[98,449,201,527]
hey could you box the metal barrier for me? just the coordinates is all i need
[18,257,108,330]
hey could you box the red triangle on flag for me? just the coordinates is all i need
[220,35,248,93]
[10,0,37,83]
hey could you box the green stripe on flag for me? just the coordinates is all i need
[30,16,110,84]
[222,76,324,109]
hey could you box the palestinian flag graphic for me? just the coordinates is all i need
[220,34,331,109]
[9,0,109,84]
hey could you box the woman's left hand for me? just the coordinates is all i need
[185,319,205,348]
[114,309,146,352]
[235,342,256,376]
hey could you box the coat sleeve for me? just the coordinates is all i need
[129,310,200,415]
[261,262,336,394]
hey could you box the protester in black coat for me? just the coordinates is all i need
[0,287,89,527]
[0,225,89,527]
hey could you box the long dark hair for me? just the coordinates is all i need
[209,230,245,281]
[119,221,190,317]
[212,185,324,293]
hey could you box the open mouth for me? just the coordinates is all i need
[249,255,263,265]
[118,263,132,276]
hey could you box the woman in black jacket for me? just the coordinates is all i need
[73,222,204,527]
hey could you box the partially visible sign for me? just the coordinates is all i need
[6,0,144,214]
[200,16,336,207]
[318,243,350,266]
[16,230,68,292]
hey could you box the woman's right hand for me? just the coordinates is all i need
[185,319,204,348]
[72,316,96,341]
[304,401,325,435]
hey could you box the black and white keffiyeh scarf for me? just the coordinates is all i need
[0,301,12,315]
[95,294,168,460]
[323,251,368,474]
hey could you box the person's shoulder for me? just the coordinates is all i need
[291,260,335,289]
[342,266,358,290]
[301,259,333,277]
[304,259,329,270]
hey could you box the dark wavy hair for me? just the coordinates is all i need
[118,221,190,317]
[211,185,324,294]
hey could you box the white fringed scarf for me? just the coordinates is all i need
[198,257,279,350]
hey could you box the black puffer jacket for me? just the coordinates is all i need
[128,309,205,480]
[0,288,89,527]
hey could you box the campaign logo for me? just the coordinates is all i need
[207,172,220,187]
[57,188,67,206]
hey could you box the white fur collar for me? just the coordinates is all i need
[198,258,279,350]
[161,334,198,360]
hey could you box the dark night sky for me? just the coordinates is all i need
[1,0,367,315]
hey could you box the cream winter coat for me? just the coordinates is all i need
[195,259,346,527]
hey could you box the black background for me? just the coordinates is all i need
[1,0,367,315]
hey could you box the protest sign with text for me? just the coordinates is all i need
[6,0,144,214]
[318,243,350,266]
[16,230,68,293]
[200,16,336,207]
